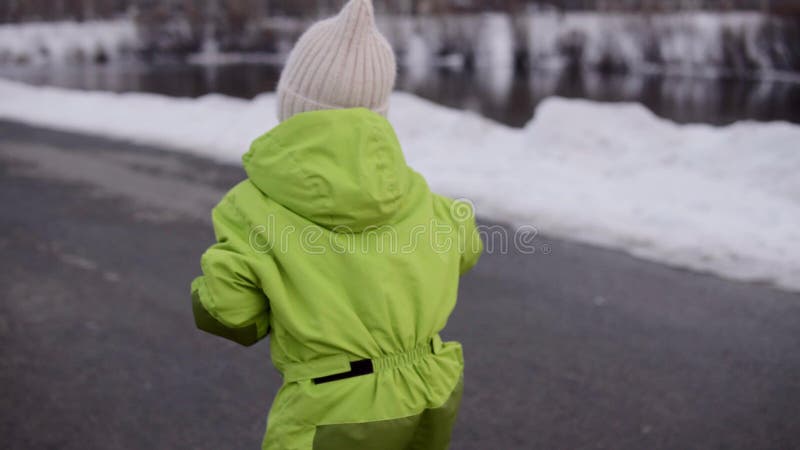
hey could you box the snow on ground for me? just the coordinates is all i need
[0,78,798,292]
[0,20,139,65]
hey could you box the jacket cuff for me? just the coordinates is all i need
[190,277,267,347]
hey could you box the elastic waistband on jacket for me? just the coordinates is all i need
[282,334,443,384]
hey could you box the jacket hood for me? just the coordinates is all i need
[243,108,412,232]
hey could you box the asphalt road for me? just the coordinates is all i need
[1,121,799,450]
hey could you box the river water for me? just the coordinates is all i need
[2,60,799,128]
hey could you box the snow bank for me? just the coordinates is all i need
[0,19,139,65]
[0,78,798,292]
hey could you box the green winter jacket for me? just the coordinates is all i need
[191,108,482,449]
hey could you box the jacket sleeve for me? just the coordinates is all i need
[190,195,270,347]
[457,201,483,276]
[436,194,483,276]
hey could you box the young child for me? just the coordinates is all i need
[190,1,483,449]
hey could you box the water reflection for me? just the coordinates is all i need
[1,62,798,128]
[476,68,513,107]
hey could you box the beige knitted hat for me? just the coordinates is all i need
[276,0,397,122]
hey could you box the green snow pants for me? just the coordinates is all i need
[262,335,465,450]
